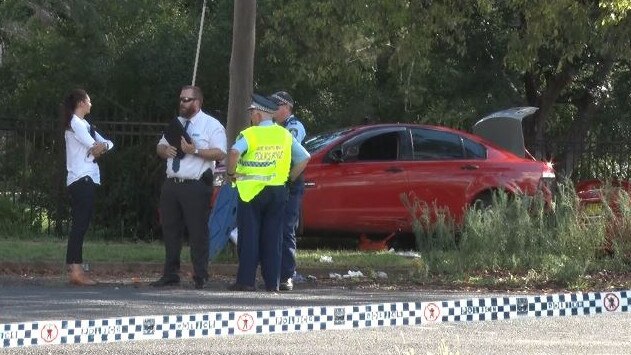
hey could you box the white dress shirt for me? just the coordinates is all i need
[65,115,114,186]
[158,110,227,179]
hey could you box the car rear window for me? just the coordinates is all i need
[411,128,464,160]
[463,137,486,159]
[409,128,486,160]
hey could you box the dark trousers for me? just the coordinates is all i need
[159,179,212,280]
[66,176,96,264]
[280,177,305,280]
[236,185,288,290]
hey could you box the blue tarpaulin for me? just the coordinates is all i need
[208,184,238,260]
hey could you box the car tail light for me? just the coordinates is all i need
[539,164,557,208]
[540,162,556,188]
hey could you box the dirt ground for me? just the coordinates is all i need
[2,261,631,292]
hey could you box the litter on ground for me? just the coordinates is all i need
[318,255,333,263]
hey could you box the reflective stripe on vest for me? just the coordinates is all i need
[235,124,292,202]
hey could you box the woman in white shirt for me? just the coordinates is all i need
[62,89,113,285]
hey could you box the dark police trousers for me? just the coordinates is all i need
[159,178,212,280]
[66,176,96,264]
[280,175,305,281]
[236,185,288,290]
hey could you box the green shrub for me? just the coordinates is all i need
[403,181,612,286]
[0,196,48,238]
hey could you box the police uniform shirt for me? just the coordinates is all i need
[65,114,114,186]
[232,120,310,165]
[158,110,227,179]
[284,115,306,144]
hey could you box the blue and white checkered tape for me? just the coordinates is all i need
[2,290,629,349]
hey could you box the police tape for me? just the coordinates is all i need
[1,289,629,348]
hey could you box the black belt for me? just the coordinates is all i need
[168,177,198,183]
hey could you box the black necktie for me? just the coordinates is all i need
[172,120,190,172]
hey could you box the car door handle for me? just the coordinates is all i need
[304,181,316,188]
[385,167,403,173]
[460,164,479,170]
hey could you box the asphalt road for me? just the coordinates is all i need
[1,276,630,354]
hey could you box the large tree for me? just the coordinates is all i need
[256,0,631,176]
[226,0,256,146]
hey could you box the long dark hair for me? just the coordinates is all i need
[60,89,88,130]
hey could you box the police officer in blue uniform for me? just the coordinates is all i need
[269,91,306,291]
[226,94,310,292]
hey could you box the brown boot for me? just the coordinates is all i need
[68,264,97,286]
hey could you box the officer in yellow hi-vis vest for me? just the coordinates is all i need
[225,94,310,292]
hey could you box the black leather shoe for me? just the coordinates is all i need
[227,283,255,291]
[149,275,180,287]
[279,278,293,291]
[193,277,206,290]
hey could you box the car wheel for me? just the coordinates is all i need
[472,191,494,210]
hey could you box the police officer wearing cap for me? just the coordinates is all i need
[269,91,306,291]
[226,94,310,292]
[152,85,227,289]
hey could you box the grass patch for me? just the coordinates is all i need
[402,180,631,287]
[0,239,178,263]
[0,239,420,270]
[298,249,417,269]
[2,180,631,291]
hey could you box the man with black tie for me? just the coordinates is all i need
[151,85,227,289]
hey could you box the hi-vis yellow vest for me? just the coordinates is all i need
[235,124,292,202]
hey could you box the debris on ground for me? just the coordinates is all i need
[293,273,307,283]
[374,271,388,279]
[358,232,396,251]
[343,270,364,278]
[390,249,422,258]
[318,255,333,263]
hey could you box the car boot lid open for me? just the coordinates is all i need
[472,107,538,158]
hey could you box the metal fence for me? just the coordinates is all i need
[2,117,631,240]
[0,118,167,240]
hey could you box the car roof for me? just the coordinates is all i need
[311,107,538,158]
[345,122,501,145]
[305,122,522,158]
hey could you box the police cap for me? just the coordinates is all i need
[269,91,294,108]
[248,94,278,114]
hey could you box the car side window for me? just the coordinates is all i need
[463,137,486,159]
[411,128,464,160]
[345,132,400,162]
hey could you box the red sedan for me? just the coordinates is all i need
[300,107,556,235]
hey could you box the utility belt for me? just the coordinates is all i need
[167,177,198,184]
[168,168,214,186]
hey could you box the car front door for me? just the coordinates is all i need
[302,127,410,234]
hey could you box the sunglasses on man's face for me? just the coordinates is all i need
[180,97,197,103]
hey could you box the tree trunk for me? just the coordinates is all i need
[523,65,576,159]
[226,0,256,147]
[556,57,615,178]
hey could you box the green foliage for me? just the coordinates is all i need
[403,183,622,286]
[2,0,631,242]
[0,196,50,238]
[94,143,165,241]
[0,0,231,121]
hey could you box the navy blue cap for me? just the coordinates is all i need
[248,94,278,113]
[269,91,294,107]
